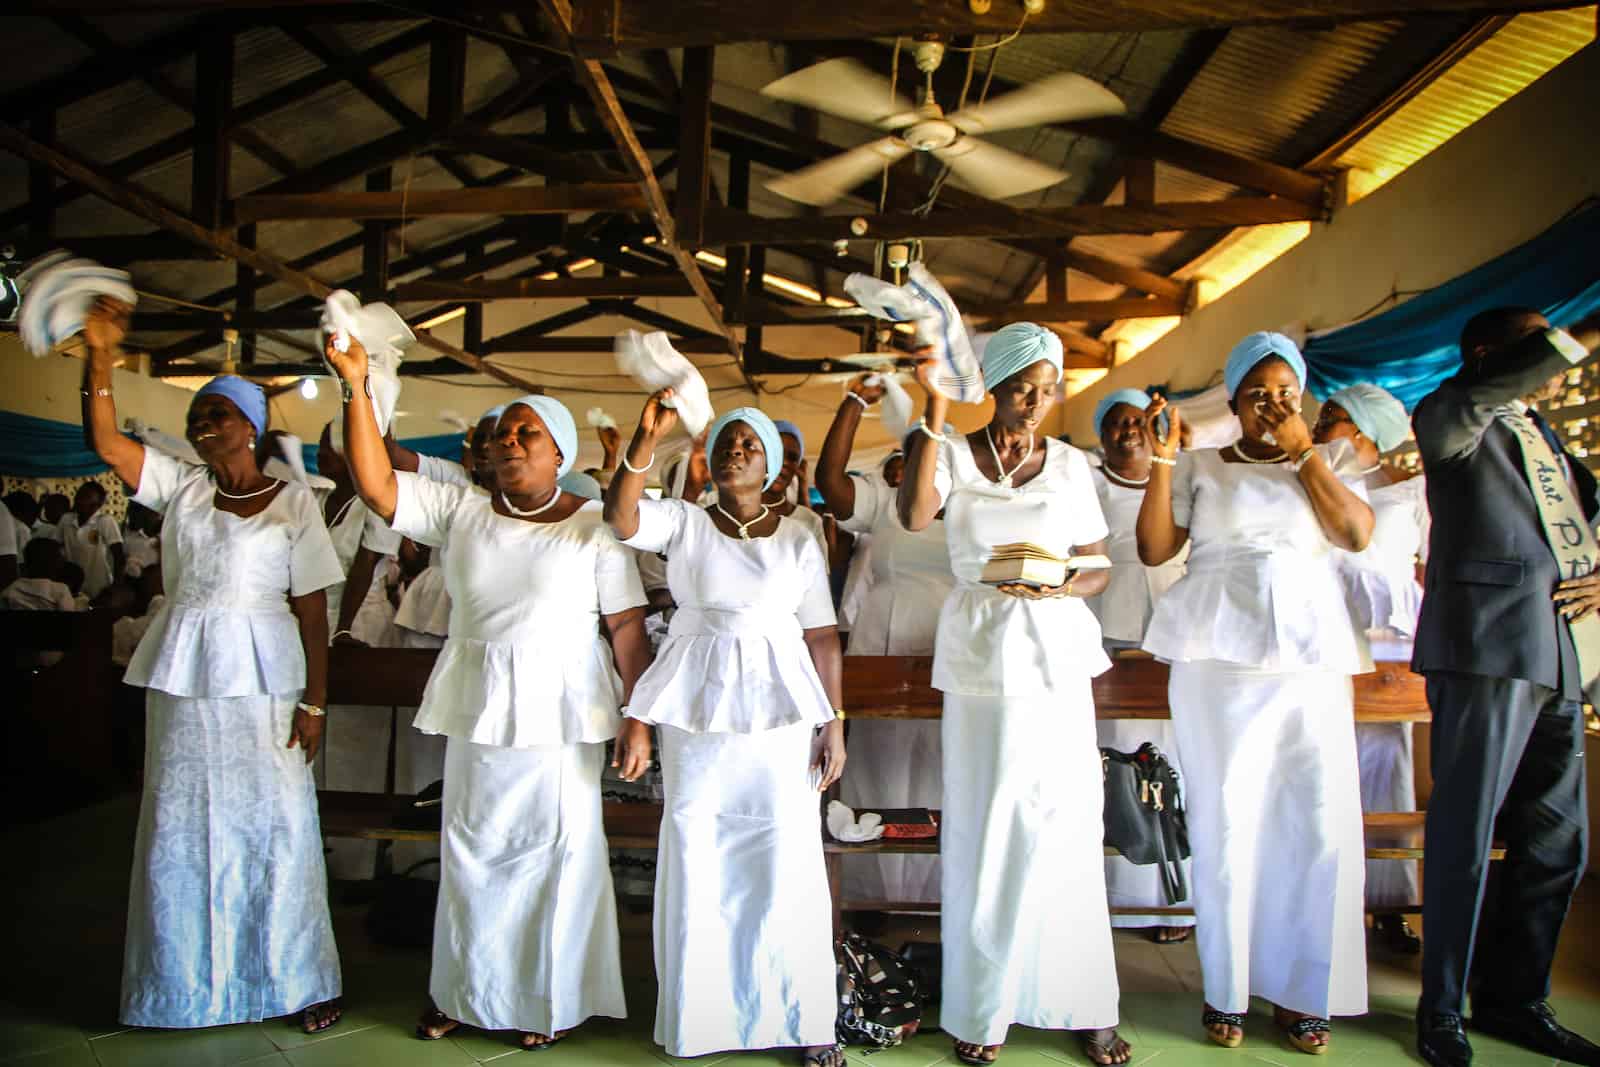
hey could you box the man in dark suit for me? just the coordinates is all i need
[1411,306,1600,1067]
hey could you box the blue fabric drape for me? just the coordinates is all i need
[0,410,112,477]
[300,432,464,475]
[1303,202,1600,410]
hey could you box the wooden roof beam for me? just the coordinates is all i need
[234,183,646,223]
[392,275,695,301]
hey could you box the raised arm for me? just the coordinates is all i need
[80,298,146,490]
[603,389,678,541]
[1136,397,1190,565]
[1260,397,1374,553]
[896,359,949,531]
[1416,312,1600,464]
[817,374,887,521]
[325,336,399,523]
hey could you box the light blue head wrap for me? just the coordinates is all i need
[1224,331,1306,399]
[772,418,805,457]
[558,471,603,500]
[1093,388,1154,438]
[707,407,784,489]
[478,403,507,425]
[1326,382,1410,452]
[981,322,1064,392]
[195,375,268,437]
[502,395,578,479]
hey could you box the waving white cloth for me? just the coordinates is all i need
[124,417,202,465]
[844,263,984,404]
[614,330,713,436]
[826,800,886,843]
[320,290,413,436]
[18,253,138,357]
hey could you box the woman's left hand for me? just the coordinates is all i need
[997,578,1077,600]
[810,719,846,792]
[323,332,370,387]
[1257,396,1313,456]
[612,718,652,782]
[287,708,325,763]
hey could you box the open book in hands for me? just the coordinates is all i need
[980,542,1112,589]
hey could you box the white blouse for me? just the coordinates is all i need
[622,498,837,734]
[126,449,344,697]
[838,474,953,656]
[58,509,123,598]
[931,435,1111,695]
[1337,470,1427,642]
[391,472,646,747]
[1089,469,1187,646]
[1142,440,1371,672]
[387,453,476,641]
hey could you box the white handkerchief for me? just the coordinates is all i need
[614,330,713,436]
[18,254,137,357]
[320,291,413,435]
[586,407,618,430]
[871,373,916,443]
[826,800,886,843]
[844,265,983,404]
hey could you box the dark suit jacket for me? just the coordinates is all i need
[1412,330,1597,688]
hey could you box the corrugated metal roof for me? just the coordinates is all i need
[1337,7,1595,183]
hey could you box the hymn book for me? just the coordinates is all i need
[980,543,1113,589]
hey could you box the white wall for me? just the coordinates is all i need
[1061,42,1600,444]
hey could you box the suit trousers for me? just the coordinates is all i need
[1419,671,1589,1016]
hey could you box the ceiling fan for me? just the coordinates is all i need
[759,45,1126,207]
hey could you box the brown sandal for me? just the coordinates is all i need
[954,1040,1001,1064]
[299,999,341,1034]
[1203,1007,1246,1048]
[1080,1028,1132,1064]
[1275,1009,1331,1055]
[415,1008,459,1041]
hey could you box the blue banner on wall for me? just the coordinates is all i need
[1303,200,1600,410]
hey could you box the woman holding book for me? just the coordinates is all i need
[1137,332,1374,1054]
[898,322,1124,1067]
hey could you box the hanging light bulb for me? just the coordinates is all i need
[299,378,319,400]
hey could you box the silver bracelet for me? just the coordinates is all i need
[844,392,869,409]
[621,451,654,474]
[913,418,947,443]
[1150,455,1178,467]
[332,628,353,640]
[296,701,326,718]
[1290,448,1317,473]
[81,387,112,399]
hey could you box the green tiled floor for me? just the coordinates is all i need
[5,796,1599,1066]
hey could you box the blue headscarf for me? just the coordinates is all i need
[558,470,603,500]
[1224,331,1307,399]
[1093,388,1154,438]
[1326,382,1410,452]
[773,418,805,457]
[981,322,1064,392]
[478,403,507,424]
[502,395,579,479]
[707,407,784,489]
[195,375,268,437]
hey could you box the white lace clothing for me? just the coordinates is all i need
[123,528,160,579]
[622,498,836,734]
[1089,469,1187,645]
[838,474,953,655]
[931,436,1111,695]
[126,450,344,697]
[391,472,645,747]
[59,509,122,597]
[1143,440,1372,673]
[323,494,399,644]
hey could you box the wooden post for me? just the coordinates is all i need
[28,109,54,250]
[1045,243,1068,306]
[675,47,715,248]
[723,153,751,322]
[191,31,233,231]
[361,168,391,303]
[1124,156,1157,205]
[236,222,257,363]
[427,28,467,132]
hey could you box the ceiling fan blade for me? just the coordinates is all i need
[765,138,912,207]
[948,72,1126,135]
[761,58,919,130]
[932,138,1071,200]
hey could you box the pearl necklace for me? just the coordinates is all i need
[715,502,770,540]
[985,426,1035,488]
[212,477,282,501]
[1229,442,1289,465]
[1103,467,1150,488]
[500,488,563,518]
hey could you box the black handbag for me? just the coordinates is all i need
[1100,742,1191,905]
[834,933,925,1048]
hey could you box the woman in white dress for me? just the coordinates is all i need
[605,395,846,1067]
[816,372,954,906]
[79,299,346,1034]
[898,323,1126,1067]
[326,337,652,1052]
[1312,382,1429,954]
[1138,332,1375,1053]
[764,418,828,550]
[1088,388,1194,943]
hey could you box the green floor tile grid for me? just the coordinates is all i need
[5,797,1598,1067]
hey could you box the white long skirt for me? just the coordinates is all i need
[1096,719,1196,929]
[121,691,341,1027]
[1357,722,1419,908]
[654,722,837,1057]
[838,719,941,904]
[942,688,1120,1047]
[1168,661,1368,1017]
[430,738,625,1035]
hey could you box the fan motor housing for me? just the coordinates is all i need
[902,119,959,151]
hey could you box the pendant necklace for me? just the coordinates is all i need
[1104,468,1150,488]
[500,487,563,519]
[1229,442,1289,465]
[212,477,281,501]
[985,426,1034,488]
[715,502,770,540]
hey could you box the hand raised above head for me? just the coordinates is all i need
[83,296,132,356]
[848,372,887,404]
[639,387,680,440]
[323,332,369,386]
[1146,397,1182,460]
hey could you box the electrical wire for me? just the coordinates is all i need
[944,11,1030,51]
[364,2,570,57]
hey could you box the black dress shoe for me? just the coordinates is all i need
[1472,1000,1600,1067]
[1417,1012,1472,1067]
[1375,914,1422,955]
